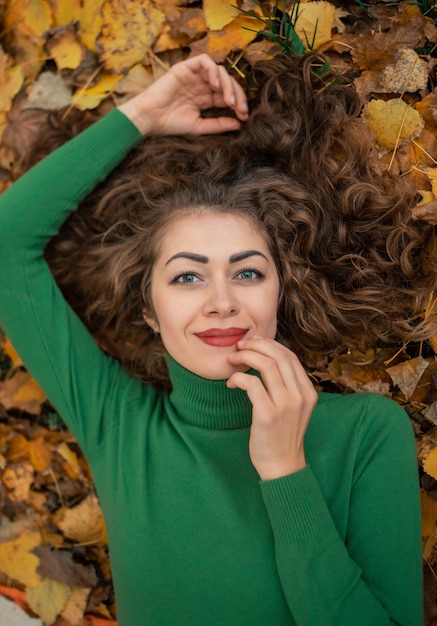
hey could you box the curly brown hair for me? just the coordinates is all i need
[42,53,436,388]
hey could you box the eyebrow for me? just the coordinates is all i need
[165,250,269,266]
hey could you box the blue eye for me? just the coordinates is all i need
[237,269,262,281]
[175,273,199,284]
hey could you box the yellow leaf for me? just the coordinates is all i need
[61,586,90,626]
[0,50,24,116]
[294,1,336,50]
[0,530,42,587]
[78,0,103,53]
[204,0,239,30]
[13,376,46,408]
[47,27,84,70]
[386,356,429,400]
[421,489,437,537]
[29,436,52,472]
[424,447,437,481]
[72,73,120,110]
[190,15,261,62]
[98,0,166,73]
[362,98,425,150]
[57,441,82,477]
[3,0,53,79]
[50,0,81,27]
[54,493,104,543]
[3,336,23,368]
[116,63,155,100]
[26,578,71,625]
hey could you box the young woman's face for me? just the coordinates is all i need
[146,211,281,379]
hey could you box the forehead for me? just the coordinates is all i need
[157,211,270,257]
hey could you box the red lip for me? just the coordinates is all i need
[195,328,248,347]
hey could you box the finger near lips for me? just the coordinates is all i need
[229,338,313,397]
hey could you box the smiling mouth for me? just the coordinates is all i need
[194,328,248,347]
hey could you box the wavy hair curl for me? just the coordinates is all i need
[42,53,436,387]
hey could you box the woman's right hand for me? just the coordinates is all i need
[118,54,249,137]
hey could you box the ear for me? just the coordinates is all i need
[142,308,160,334]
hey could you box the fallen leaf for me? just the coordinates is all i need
[51,0,81,27]
[424,447,437,482]
[189,15,261,61]
[23,72,72,110]
[204,0,239,31]
[294,1,336,50]
[57,441,82,478]
[386,355,430,400]
[421,488,437,536]
[2,461,34,502]
[35,545,98,587]
[98,0,166,73]
[77,0,103,53]
[376,48,429,94]
[47,25,84,70]
[0,530,42,587]
[61,586,90,626]
[54,493,104,543]
[362,98,425,150]
[72,72,121,110]
[3,336,23,368]
[26,577,71,625]
[29,436,52,472]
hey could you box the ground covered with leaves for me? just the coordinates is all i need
[1,0,437,623]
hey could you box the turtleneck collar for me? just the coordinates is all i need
[166,354,257,430]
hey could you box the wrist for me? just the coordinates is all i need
[258,459,307,481]
[118,98,155,136]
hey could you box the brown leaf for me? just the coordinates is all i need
[376,48,429,94]
[386,355,430,400]
[2,461,34,502]
[61,586,90,626]
[35,545,98,588]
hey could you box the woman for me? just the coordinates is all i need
[0,53,432,625]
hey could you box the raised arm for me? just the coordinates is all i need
[0,55,248,452]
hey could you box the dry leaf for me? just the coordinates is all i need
[424,447,437,482]
[51,0,81,27]
[29,436,52,472]
[23,72,72,110]
[72,73,120,110]
[377,48,429,94]
[0,371,46,414]
[47,26,84,70]
[98,0,166,73]
[0,49,24,141]
[189,15,260,61]
[77,0,103,53]
[3,0,53,80]
[26,578,71,625]
[204,0,239,31]
[0,530,42,587]
[3,336,23,368]
[54,493,104,543]
[294,1,336,50]
[362,98,425,150]
[386,355,430,400]
[57,442,82,478]
[2,461,34,502]
[61,586,90,626]
[421,489,437,537]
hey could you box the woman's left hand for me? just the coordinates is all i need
[227,337,318,481]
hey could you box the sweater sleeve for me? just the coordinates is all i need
[0,109,145,452]
[259,395,423,626]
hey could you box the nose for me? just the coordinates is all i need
[203,281,240,317]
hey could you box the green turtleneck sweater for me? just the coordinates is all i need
[0,110,423,626]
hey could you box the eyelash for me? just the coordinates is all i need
[171,267,264,285]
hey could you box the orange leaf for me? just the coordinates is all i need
[189,15,261,62]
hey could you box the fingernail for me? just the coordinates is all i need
[237,338,247,347]
[230,93,236,105]
[215,77,220,88]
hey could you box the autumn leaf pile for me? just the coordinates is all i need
[1,0,437,623]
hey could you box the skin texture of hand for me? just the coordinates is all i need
[227,338,318,481]
[118,54,249,136]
